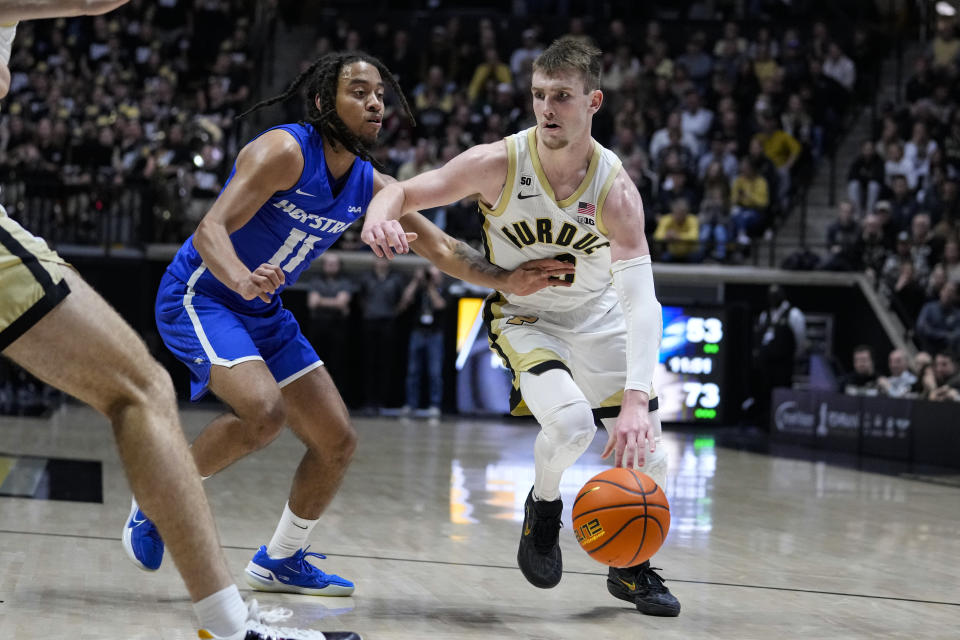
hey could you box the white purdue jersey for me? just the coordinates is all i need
[480,127,622,312]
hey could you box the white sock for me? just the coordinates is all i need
[266,502,318,558]
[193,584,247,639]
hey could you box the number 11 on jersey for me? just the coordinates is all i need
[268,228,322,272]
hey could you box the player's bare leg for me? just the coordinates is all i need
[3,268,231,601]
[280,366,357,519]
[191,360,290,477]
[240,366,357,596]
[188,362,357,595]
[194,361,356,519]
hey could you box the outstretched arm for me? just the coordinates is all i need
[371,170,574,295]
[598,170,663,470]
[363,142,508,258]
[401,210,574,295]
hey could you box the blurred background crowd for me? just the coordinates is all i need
[0,0,874,257]
[2,0,958,417]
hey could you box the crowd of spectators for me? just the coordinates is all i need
[840,345,960,402]
[0,5,897,414]
[315,16,865,264]
[0,6,868,263]
[819,12,960,372]
[0,0,256,246]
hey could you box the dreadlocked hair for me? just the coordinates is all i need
[237,51,414,172]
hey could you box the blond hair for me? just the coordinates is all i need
[532,36,602,93]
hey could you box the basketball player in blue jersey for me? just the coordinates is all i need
[122,50,575,597]
[362,37,680,615]
[2,2,357,639]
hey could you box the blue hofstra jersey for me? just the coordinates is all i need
[165,122,373,312]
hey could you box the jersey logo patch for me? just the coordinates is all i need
[577,201,596,226]
[518,175,537,199]
[296,188,317,197]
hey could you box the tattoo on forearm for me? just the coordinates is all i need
[453,241,506,276]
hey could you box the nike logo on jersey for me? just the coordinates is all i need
[517,192,539,199]
[296,188,317,197]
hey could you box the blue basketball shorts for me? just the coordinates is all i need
[155,271,321,400]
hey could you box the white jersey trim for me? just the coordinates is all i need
[479,137,518,217]
[526,127,602,208]
[182,264,261,368]
[594,158,623,238]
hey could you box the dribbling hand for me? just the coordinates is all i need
[361,219,418,258]
[237,263,285,303]
[601,404,655,469]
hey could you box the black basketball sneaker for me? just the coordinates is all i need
[517,487,563,588]
[607,561,681,616]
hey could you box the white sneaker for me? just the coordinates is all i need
[198,598,361,640]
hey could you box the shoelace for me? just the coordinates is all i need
[289,546,329,576]
[244,620,328,640]
[245,599,328,639]
[637,566,668,591]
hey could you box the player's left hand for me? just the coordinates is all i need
[361,218,417,258]
[502,258,576,296]
[601,398,655,469]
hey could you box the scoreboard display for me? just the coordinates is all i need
[455,299,727,423]
[656,307,726,423]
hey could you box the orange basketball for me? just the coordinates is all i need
[571,468,670,567]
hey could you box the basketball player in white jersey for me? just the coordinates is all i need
[361,36,679,616]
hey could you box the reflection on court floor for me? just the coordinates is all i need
[0,406,957,639]
[448,433,716,542]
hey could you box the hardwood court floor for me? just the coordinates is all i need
[1,404,958,639]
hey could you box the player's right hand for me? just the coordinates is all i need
[601,398,654,469]
[237,263,285,303]
[502,258,576,296]
[361,219,417,258]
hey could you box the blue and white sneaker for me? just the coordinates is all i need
[244,546,354,596]
[121,497,165,571]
